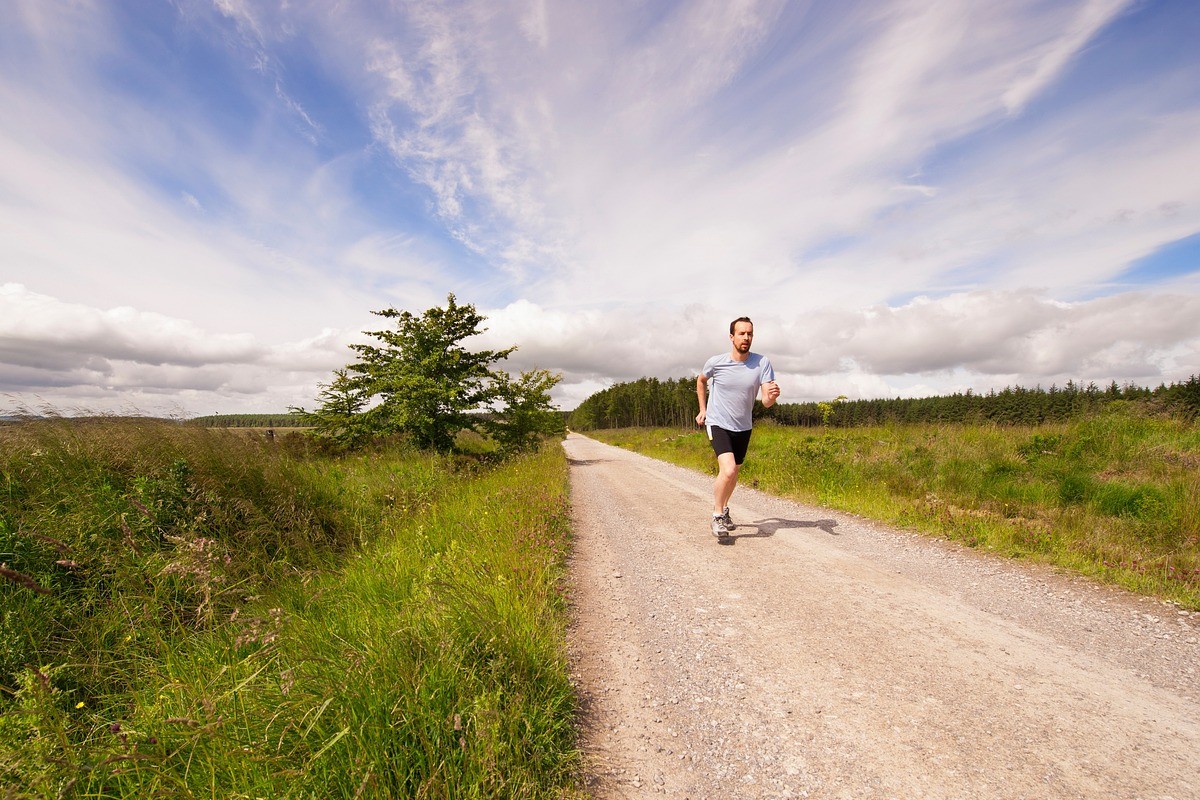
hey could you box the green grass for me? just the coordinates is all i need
[1,418,581,798]
[590,410,1200,609]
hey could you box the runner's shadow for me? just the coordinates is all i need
[720,516,839,544]
[566,457,608,467]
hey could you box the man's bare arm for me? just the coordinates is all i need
[695,374,708,425]
[761,380,780,408]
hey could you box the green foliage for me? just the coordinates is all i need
[299,295,562,454]
[1158,373,1200,419]
[817,395,847,426]
[0,420,582,798]
[349,294,515,452]
[0,419,358,703]
[481,369,567,453]
[292,368,373,448]
[568,376,698,430]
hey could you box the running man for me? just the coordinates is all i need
[695,317,781,537]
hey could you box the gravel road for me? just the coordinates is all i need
[563,433,1200,800]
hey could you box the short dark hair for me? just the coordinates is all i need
[729,316,753,335]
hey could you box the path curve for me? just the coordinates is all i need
[564,433,1200,799]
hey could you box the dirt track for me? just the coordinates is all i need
[563,433,1200,799]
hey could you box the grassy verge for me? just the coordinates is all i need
[1,418,580,798]
[588,409,1200,609]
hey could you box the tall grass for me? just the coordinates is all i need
[1,418,580,798]
[593,409,1200,609]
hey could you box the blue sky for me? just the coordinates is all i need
[2,0,1198,415]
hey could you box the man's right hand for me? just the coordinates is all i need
[695,411,706,426]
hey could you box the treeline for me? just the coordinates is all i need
[568,375,1200,430]
[568,377,699,430]
[190,413,307,428]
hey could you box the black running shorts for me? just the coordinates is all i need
[707,425,752,465]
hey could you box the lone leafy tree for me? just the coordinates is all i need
[300,294,561,452]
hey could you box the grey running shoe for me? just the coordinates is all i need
[711,515,729,537]
[722,507,736,530]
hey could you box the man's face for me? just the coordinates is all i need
[730,322,754,354]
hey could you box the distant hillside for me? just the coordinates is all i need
[189,413,308,428]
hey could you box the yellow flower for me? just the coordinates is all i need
[75,702,85,709]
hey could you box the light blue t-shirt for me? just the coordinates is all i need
[701,352,775,432]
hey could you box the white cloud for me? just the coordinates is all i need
[213,0,267,44]
[0,284,357,416]
[1002,0,1134,113]
[837,291,1200,377]
[0,284,261,367]
[343,0,1153,319]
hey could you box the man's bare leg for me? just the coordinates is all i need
[713,452,740,515]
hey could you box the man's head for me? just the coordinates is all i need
[729,317,753,355]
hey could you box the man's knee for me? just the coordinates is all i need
[717,455,739,479]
